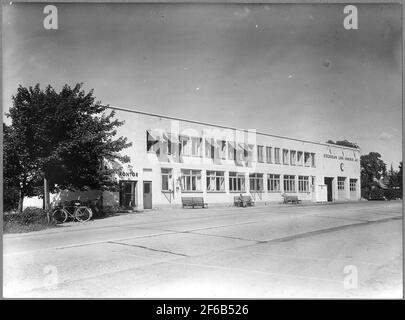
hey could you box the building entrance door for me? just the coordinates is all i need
[324,177,334,202]
[119,181,137,209]
[143,181,152,209]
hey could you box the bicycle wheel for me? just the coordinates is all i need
[51,208,68,224]
[75,207,92,222]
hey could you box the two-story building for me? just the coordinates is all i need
[54,106,361,210]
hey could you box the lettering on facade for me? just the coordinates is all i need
[323,154,358,162]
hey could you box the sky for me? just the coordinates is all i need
[2,3,402,168]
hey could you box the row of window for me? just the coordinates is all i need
[161,168,328,193]
[147,131,316,167]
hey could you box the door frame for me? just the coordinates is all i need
[143,180,152,209]
[324,177,334,202]
[119,180,137,209]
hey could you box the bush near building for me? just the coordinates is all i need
[3,207,57,234]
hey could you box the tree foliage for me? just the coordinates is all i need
[326,139,359,149]
[4,83,132,212]
[360,152,387,189]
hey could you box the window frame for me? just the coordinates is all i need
[298,175,309,192]
[206,170,225,192]
[267,174,281,192]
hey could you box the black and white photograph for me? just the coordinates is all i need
[1,1,403,300]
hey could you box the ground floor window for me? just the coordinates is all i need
[311,176,316,192]
[298,176,309,192]
[207,171,225,192]
[249,173,264,192]
[267,174,280,191]
[181,169,202,191]
[283,175,296,192]
[229,172,245,192]
[161,168,172,191]
[350,179,357,191]
[338,177,346,190]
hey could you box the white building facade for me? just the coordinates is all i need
[54,107,361,210]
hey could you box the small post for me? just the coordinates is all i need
[44,178,50,211]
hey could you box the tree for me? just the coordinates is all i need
[387,164,400,188]
[326,139,359,149]
[360,152,387,189]
[4,83,132,212]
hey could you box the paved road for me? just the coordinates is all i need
[3,201,403,298]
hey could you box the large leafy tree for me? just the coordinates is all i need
[4,83,131,212]
[360,152,387,189]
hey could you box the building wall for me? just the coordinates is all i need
[53,108,361,209]
[95,109,361,209]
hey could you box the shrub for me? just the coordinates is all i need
[383,188,402,200]
[3,207,56,233]
[369,188,386,200]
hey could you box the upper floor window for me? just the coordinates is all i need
[297,151,303,165]
[290,150,296,165]
[282,149,289,165]
[219,140,227,160]
[257,145,264,163]
[311,153,316,167]
[228,142,236,160]
[304,152,311,166]
[275,148,281,164]
[266,147,272,163]
[146,130,161,155]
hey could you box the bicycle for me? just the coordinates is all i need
[51,201,93,223]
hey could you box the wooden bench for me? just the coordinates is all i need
[181,197,208,208]
[282,194,301,204]
[234,195,255,207]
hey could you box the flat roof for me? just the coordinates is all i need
[106,105,360,152]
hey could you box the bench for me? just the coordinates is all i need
[282,194,301,204]
[181,197,208,208]
[234,195,255,207]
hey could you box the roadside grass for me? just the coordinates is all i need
[3,207,59,234]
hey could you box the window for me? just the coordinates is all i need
[298,176,309,192]
[191,137,202,157]
[257,145,264,163]
[283,149,289,165]
[219,140,227,159]
[297,151,303,165]
[275,148,281,164]
[161,168,173,191]
[205,138,215,159]
[229,172,245,192]
[350,179,357,191]
[283,175,296,192]
[311,176,316,192]
[338,177,346,190]
[249,173,264,192]
[247,145,255,162]
[180,135,192,156]
[206,171,225,192]
[267,174,280,192]
[311,153,316,167]
[146,130,161,155]
[304,152,311,166]
[181,169,202,191]
[266,147,272,163]
[228,142,236,160]
[290,150,296,165]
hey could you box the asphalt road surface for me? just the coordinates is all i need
[3,201,403,298]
